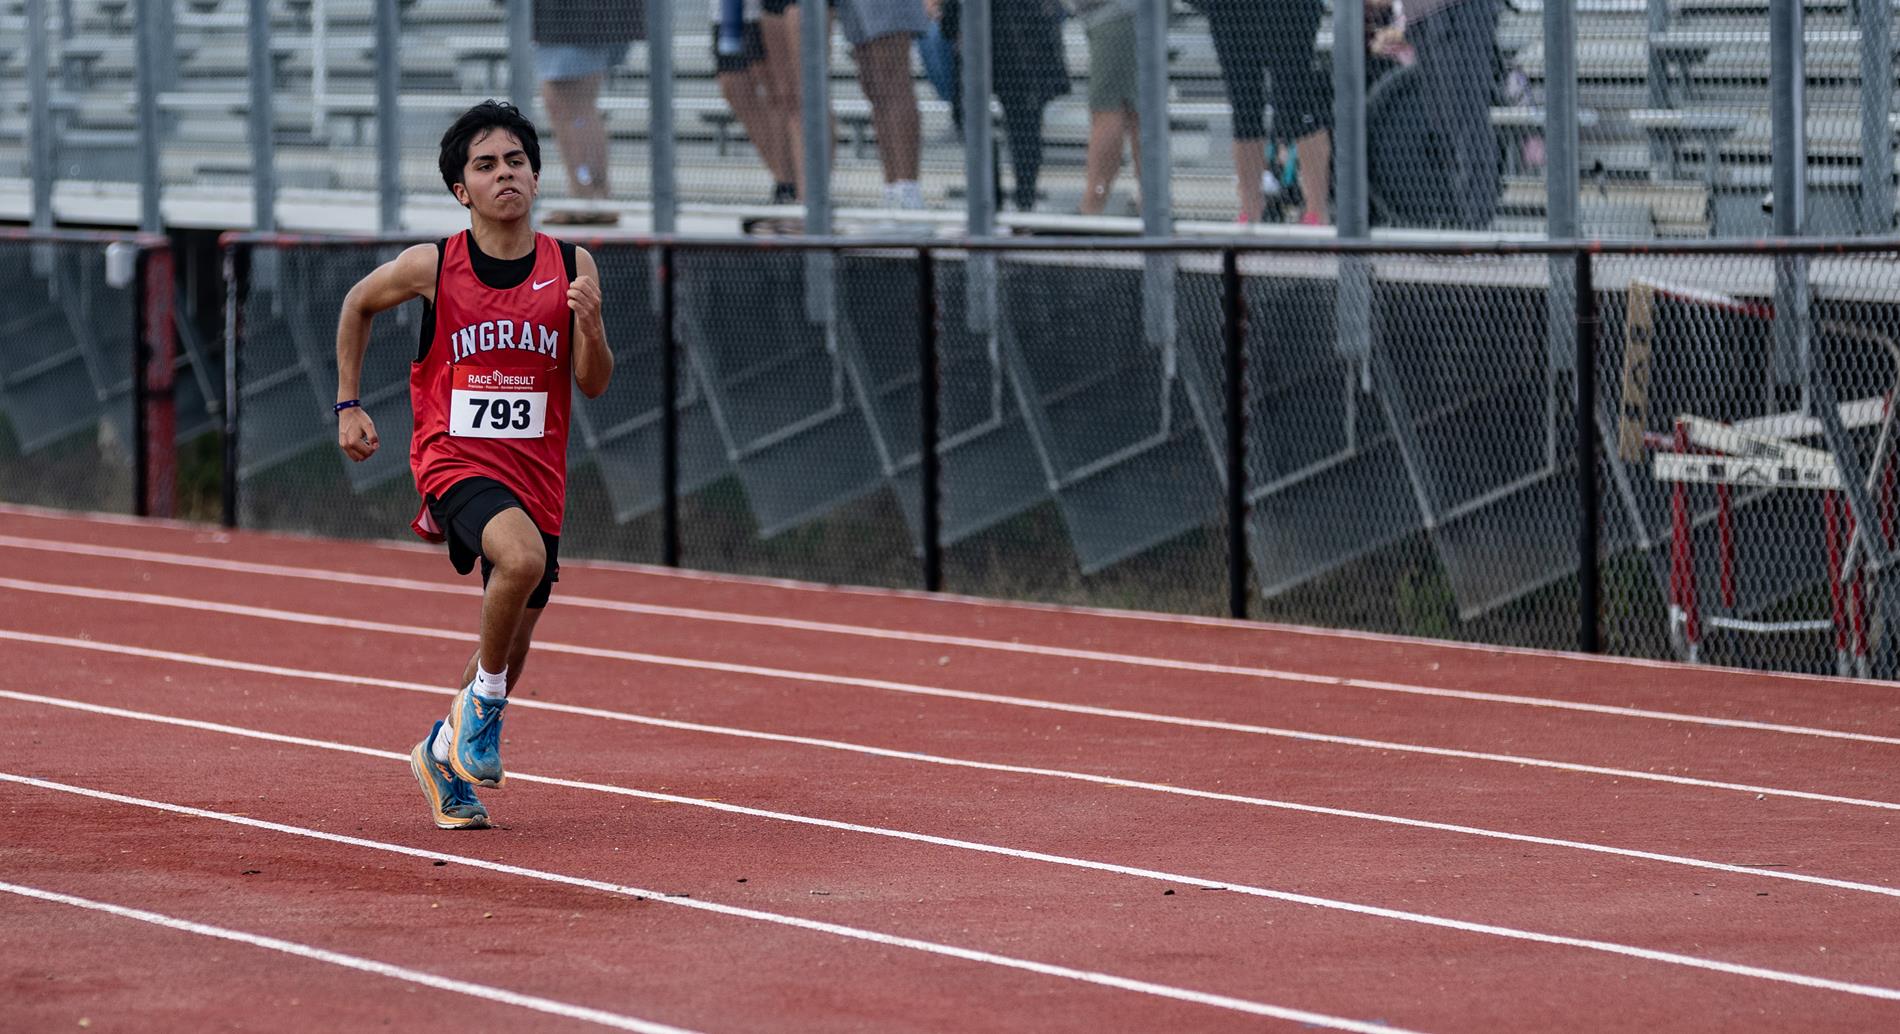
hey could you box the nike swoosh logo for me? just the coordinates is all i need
[532,278,558,291]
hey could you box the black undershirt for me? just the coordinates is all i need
[465,230,539,288]
[416,230,579,363]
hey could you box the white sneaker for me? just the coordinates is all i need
[886,180,926,209]
[875,181,932,236]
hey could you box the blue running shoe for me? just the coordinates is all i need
[411,721,489,830]
[447,684,507,787]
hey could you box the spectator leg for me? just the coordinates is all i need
[1252,0,1331,223]
[1295,128,1331,223]
[1202,0,1277,222]
[1081,108,1130,215]
[541,74,611,198]
[1126,110,1142,214]
[760,9,807,197]
[1231,138,1268,223]
[747,31,799,191]
[1001,100,1046,212]
[720,67,798,188]
[854,32,922,184]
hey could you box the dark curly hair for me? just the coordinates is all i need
[438,100,542,195]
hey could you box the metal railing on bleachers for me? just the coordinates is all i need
[14,0,1894,241]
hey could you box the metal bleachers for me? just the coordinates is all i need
[30,0,1874,230]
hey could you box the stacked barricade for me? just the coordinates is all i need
[0,228,177,518]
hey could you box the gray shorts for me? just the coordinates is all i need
[838,0,927,47]
[1086,12,1136,113]
[534,41,631,83]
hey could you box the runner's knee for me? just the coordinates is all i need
[482,514,546,584]
[493,539,545,584]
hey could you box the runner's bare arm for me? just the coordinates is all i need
[335,244,439,461]
[570,247,613,399]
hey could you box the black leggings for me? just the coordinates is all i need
[1200,0,1331,141]
[1000,101,1045,211]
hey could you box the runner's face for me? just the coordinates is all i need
[456,128,537,218]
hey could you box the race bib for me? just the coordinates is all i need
[449,366,548,438]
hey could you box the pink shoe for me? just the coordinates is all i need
[1298,211,1327,227]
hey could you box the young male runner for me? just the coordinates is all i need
[334,100,614,830]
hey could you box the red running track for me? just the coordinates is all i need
[1,503,1897,1032]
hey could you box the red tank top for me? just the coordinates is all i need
[410,230,574,537]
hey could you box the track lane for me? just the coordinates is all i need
[8,745,1895,1034]
[17,629,1900,905]
[5,669,1899,1022]
[3,509,1894,735]
[1,562,1896,817]
[8,508,1900,1032]
[3,880,703,1034]
[3,586,1897,895]
[1,779,1317,1034]
[0,886,676,1034]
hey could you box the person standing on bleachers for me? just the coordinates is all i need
[758,0,813,197]
[761,0,931,211]
[1067,0,1140,216]
[534,0,645,224]
[1191,0,1332,225]
[715,0,802,205]
[935,0,1071,213]
[1383,0,1502,230]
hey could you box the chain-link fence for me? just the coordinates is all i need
[0,227,176,516]
[1595,249,1900,675]
[920,246,1230,610]
[10,1,1897,239]
[216,231,1900,678]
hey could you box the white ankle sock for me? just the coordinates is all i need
[888,179,924,209]
[430,723,452,763]
[472,664,508,701]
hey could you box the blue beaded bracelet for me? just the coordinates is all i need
[334,399,362,413]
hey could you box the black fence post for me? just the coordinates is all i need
[132,247,150,518]
[919,246,942,592]
[140,242,177,518]
[1574,249,1601,653]
[1223,249,1249,619]
[221,241,247,529]
[660,244,681,567]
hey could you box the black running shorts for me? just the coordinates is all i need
[426,476,561,609]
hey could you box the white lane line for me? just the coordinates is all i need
[3,534,1889,743]
[2,578,1895,812]
[0,774,1425,1034]
[0,503,209,533]
[5,700,1900,1006]
[1,505,1881,686]
[0,880,703,1034]
[6,631,1898,902]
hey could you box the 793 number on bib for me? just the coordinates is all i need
[449,367,548,439]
